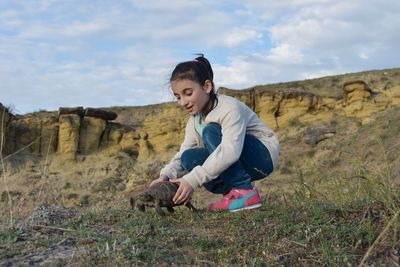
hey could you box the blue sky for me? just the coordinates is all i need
[1,0,400,114]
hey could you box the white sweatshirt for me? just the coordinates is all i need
[160,94,280,190]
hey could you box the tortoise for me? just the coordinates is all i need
[130,181,196,216]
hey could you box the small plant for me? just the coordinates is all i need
[305,149,316,158]
[0,191,21,203]
[79,195,90,207]
[65,193,79,200]
[380,76,389,82]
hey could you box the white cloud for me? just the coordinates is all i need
[266,43,303,64]
[1,0,400,113]
[214,59,254,87]
[358,52,369,60]
[222,28,263,47]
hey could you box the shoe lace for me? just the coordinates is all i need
[223,189,242,200]
[223,193,233,200]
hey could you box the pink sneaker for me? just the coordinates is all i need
[208,188,262,212]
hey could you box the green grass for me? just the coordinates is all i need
[2,151,399,266]
[1,187,398,266]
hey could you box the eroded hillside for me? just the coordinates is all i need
[1,68,400,218]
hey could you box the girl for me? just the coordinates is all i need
[151,55,280,212]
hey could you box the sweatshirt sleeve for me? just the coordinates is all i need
[182,107,247,189]
[159,117,197,179]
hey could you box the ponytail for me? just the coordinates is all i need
[192,53,214,81]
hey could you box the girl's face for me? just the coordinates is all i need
[172,79,212,115]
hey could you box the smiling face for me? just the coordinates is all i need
[172,79,212,115]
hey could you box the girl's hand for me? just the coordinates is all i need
[150,175,169,187]
[170,178,194,205]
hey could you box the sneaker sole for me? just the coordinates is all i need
[229,203,262,213]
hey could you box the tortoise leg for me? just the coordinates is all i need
[137,203,145,212]
[130,197,136,209]
[185,201,197,212]
[167,206,175,213]
[155,199,165,216]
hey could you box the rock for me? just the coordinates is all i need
[343,80,373,104]
[5,116,59,156]
[58,114,81,158]
[273,90,324,128]
[139,103,186,155]
[343,80,372,93]
[78,117,106,154]
[4,117,40,155]
[119,131,140,150]
[385,85,400,106]
[39,117,59,155]
[220,87,330,129]
[84,108,117,121]
[341,80,374,116]
[99,123,126,149]
[0,103,11,145]
[58,107,84,117]
[303,123,336,145]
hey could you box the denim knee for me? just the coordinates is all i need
[202,123,221,148]
[181,150,193,172]
[181,148,209,172]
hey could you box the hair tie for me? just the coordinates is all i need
[192,59,200,62]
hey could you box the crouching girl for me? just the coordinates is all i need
[151,55,279,212]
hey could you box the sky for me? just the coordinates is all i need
[1,0,400,114]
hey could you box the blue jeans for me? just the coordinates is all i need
[181,123,274,195]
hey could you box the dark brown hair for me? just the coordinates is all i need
[170,55,216,101]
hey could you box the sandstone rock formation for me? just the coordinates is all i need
[58,107,84,116]
[341,80,375,116]
[2,72,400,162]
[78,117,106,154]
[57,108,126,158]
[2,107,137,160]
[337,80,400,124]
[58,114,80,158]
[219,87,336,129]
[84,108,117,121]
[0,103,11,149]
[221,78,399,128]
[4,115,58,155]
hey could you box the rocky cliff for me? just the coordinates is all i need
[220,78,400,128]
[0,103,12,150]
[1,69,400,163]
